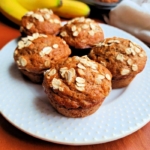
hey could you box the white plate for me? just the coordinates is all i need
[81,0,122,9]
[0,24,150,145]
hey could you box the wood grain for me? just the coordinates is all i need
[0,13,150,150]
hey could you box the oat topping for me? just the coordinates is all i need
[51,78,63,91]
[116,53,124,62]
[75,77,85,91]
[134,47,141,53]
[24,41,32,47]
[44,13,50,20]
[95,74,106,84]
[18,41,24,49]
[24,9,60,24]
[139,53,144,57]
[73,31,79,36]
[53,44,58,49]
[125,48,132,55]
[77,63,86,70]
[27,35,35,41]
[95,42,102,47]
[39,46,52,57]
[32,14,44,22]
[39,8,50,13]
[60,67,76,84]
[82,24,89,29]
[127,59,132,65]
[46,68,56,76]
[89,23,96,30]
[75,85,85,92]
[131,48,136,56]
[53,19,60,24]
[65,68,76,83]
[60,31,68,37]
[71,25,76,31]
[98,74,105,79]
[77,17,85,22]
[105,74,111,80]
[44,60,51,67]
[77,68,85,76]
[107,39,120,44]
[88,30,95,36]
[26,22,33,29]
[17,33,48,50]
[25,11,34,16]
[76,77,85,84]
[121,68,130,75]
[49,19,54,23]
[18,56,27,67]
[60,67,68,78]
[132,64,138,71]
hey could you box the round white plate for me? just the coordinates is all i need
[0,24,150,145]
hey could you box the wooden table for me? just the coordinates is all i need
[0,13,150,150]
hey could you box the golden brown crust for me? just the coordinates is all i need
[88,37,147,88]
[60,17,104,49]
[48,97,103,118]
[43,56,112,117]
[14,33,71,83]
[20,8,61,36]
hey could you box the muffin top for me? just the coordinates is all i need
[20,8,61,36]
[43,55,112,109]
[14,33,71,73]
[88,37,147,80]
[60,17,104,49]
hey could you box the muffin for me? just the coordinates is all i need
[43,55,112,118]
[88,37,147,89]
[20,8,61,36]
[60,17,104,56]
[14,33,71,83]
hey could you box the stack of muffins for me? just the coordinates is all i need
[14,8,147,118]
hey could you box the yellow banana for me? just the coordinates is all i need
[17,0,62,10]
[0,0,90,26]
[0,0,28,25]
[52,0,90,19]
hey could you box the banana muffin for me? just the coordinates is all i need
[14,33,71,83]
[88,37,147,88]
[43,55,112,118]
[20,8,61,36]
[60,17,104,56]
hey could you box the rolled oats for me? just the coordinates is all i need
[26,22,33,29]
[53,44,58,49]
[132,64,138,71]
[19,56,27,67]
[73,31,79,36]
[121,68,130,75]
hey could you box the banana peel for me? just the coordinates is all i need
[52,0,90,19]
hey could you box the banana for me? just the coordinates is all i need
[17,0,62,10]
[52,0,90,19]
[0,0,90,26]
[0,0,28,25]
